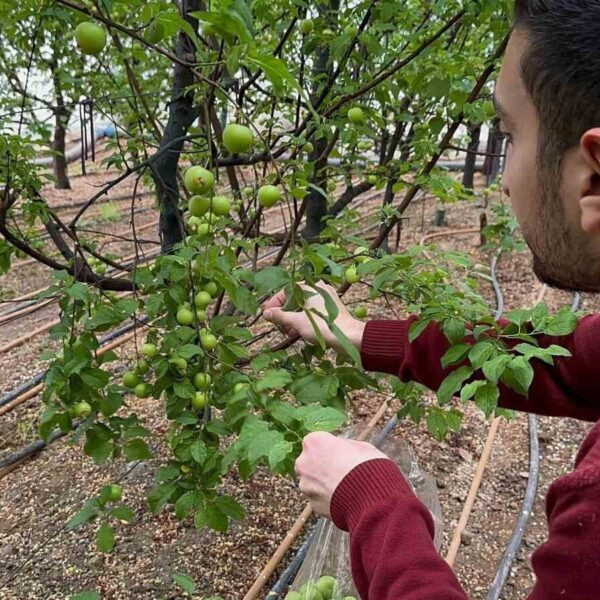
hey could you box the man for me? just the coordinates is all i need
[262,2,600,598]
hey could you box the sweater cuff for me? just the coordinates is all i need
[360,319,413,375]
[330,458,414,531]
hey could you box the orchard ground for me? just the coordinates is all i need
[0,159,593,599]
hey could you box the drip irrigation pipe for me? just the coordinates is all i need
[0,318,147,410]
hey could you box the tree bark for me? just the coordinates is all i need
[53,108,71,190]
[462,122,480,190]
[152,0,202,253]
[304,0,339,242]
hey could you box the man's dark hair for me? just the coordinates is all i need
[513,0,600,153]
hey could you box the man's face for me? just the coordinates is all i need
[495,30,600,292]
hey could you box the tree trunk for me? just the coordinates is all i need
[152,0,202,253]
[53,110,71,189]
[462,122,480,190]
[304,1,339,242]
[483,119,502,186]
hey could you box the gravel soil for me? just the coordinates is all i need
[0,170,596,599]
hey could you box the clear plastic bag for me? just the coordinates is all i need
[284,423,443,600]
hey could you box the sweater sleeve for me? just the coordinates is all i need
[330,423,600,600]
[360,315,600,421]
[330,458,468,600]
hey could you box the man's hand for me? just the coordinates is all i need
[295,431,389,518]
[261,280,366,353]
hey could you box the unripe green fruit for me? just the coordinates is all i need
[95,263,107,276]
[189,195,211,217]
[145,21,165,44]
[344,267,359,284]
[353,305,367,319]
[223,123,254,154]
[122,371,140,388]
[285,593,302,600]
[303,141,314,154]
[203,281,218,297]
[316,575,338,599]
[134,383,150,398]
[299,583,324,600]
[322,28,334,37]
[181,464,192,474]
[234,382,249,393]
[192,391,208,410]
[107,484,123,502]
[170,357,188,373]
[194,291,212,309]
[200,331,218,351]
[141,343,157,358]
[345,24,358,37]
[300,19,313,34]
[136,360,150,375]
[184,166,214,194]
[243,186,254,197]
[195,309,206,321]
[194,372,212,389]
[347,107,364,124]
[197,223,211,237]
[327,181,337,192]
[211,195,231,216]
[257,185,281,208]
[367,174,377,185]
[74,22,107,55]
[72,401,92,418]
[176,307,194,326]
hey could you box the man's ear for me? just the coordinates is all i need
[579,129,600,234]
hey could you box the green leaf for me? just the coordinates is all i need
[544,308,579,336]
[246,49,298,93]
[426,410,448,441]
[123,439,152,460]
[441,343,470,368]
[172,573,196,595]
[110,506,136,523]
[408,318,431,343]
[268,440,293,469]
[289,373,339,404]
[474,382,500,417]
[468,341,496,369]
[190,439,207,465]
[459,380,487,403]
[247,430,284,463]
[148,483,176,514]
[205,503,228,532]
[69,593,101,600]
[67,504,98,530]
[255,368,292,391]
[96,523,115,553]
[502,356,534,396]
[215,495,245,520]
[296,405,347,432]
[437,366,473,404]
[175,491,197,520]
[482,354,510,384]
[443,318,466,344]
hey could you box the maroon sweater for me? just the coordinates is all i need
[330,316,600,599]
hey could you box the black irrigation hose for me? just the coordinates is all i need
[0,428,66,469]
[0,317,148,410]
[486,290,582,600]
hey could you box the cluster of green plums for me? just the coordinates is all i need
[121,279,221,408]
[286,575,357,600]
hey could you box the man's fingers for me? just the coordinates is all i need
[261,288,287,311]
